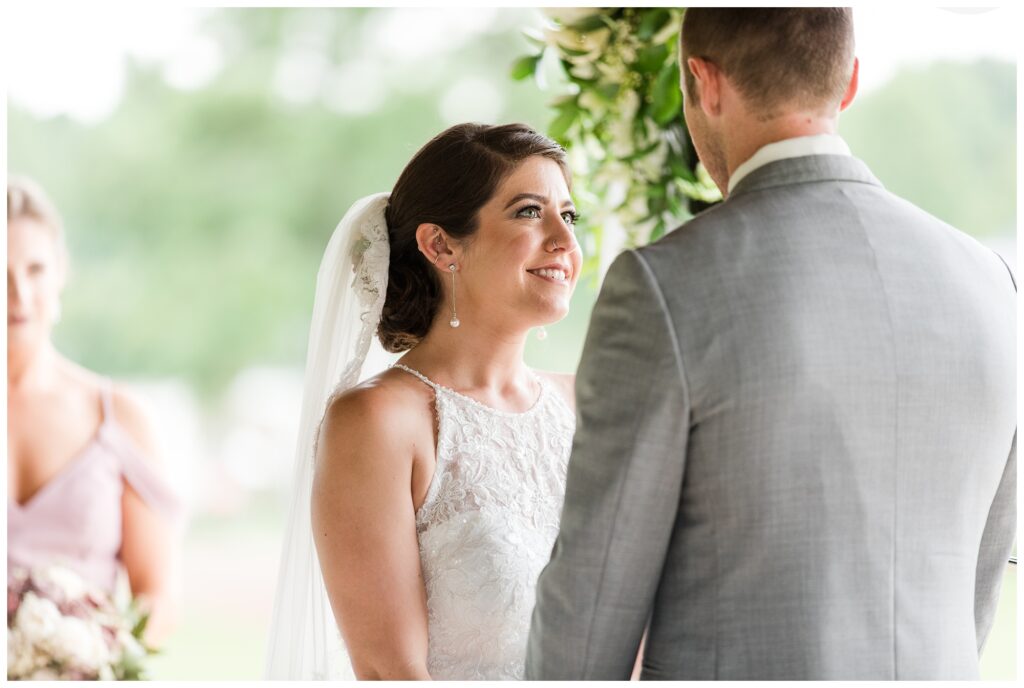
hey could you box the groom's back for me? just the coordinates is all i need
[637,154,1016,679]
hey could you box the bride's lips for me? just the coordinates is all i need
[526,264,572,285]
[8,315,29,326]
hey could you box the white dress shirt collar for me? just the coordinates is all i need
[727,134,852,195]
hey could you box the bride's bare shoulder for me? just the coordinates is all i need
[319,368,435,460]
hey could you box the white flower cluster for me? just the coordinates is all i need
[7,565,149,681]
[522,8,721,255]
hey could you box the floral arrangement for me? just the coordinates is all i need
[7,566,154,680]
[513,8,720,264]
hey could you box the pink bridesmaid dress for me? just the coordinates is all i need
[7,383,183,594]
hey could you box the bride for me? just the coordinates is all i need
[265,123,581,679]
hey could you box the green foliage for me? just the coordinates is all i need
[516,8,720,251]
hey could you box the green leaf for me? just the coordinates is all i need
[633,43,669,74]
[510,54,541,81]
[549,105,580,144]
[558,44,595,58]
[597,82,620,102]
[568,73,599,87]
[652,61,682,125]
[552,94,579,113]
[621,140,660,162]
[564,13,609,33]
[638,8,671,41]
[670,156,698,183]
[131,609,151,639]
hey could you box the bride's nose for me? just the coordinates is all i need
[544,215,578,254]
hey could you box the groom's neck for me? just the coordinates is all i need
[723,109,841,187]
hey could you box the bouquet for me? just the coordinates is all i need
[7,565,154,680]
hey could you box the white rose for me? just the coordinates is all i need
[35,565,91,600]
[47,615,110,670]
[14,592,62,643]
[7,627,45,678]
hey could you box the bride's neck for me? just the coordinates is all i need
[399,317,531,391]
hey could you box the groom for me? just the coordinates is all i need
[526,8,1016,680]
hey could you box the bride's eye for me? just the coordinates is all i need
[561,210,579,227]
[516,205,541,219]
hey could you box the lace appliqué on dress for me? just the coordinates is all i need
[394,365,575,680]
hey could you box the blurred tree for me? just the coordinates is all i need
[8,9,1015,398]
[839,59,1015,237]
[8,8,552,397]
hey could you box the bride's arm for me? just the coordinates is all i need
[630,631,647,680]
[312,387,431,680]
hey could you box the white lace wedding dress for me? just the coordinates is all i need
[392,364,575,680]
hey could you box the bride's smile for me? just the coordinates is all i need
[456,155,583,330]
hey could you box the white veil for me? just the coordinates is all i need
[264,193,398,679]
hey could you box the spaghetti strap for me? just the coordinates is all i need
[391,363,546,417]
[392,363,442,391]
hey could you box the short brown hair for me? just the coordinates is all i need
[379,123,569,352]
[680,8,855,116]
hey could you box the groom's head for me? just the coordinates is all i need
[679,8,858,192]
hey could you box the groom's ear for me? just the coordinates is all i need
[839,57,859,112]
[415,222,455,271]
[687,56,722,118]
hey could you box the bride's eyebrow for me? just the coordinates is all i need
[503,193,575,210]
[504,192,547,209]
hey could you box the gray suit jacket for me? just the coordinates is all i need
[525,155,1017,680]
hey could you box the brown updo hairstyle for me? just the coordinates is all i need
[379,123,570,352]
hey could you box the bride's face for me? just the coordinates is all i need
[456,156,581,330]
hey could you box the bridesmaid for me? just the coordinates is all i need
[7,176,183,644]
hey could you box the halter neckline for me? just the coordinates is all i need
[392,363,546,418]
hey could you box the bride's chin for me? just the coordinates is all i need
[533,304,571,326]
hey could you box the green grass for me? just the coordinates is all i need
[148,608,269,680]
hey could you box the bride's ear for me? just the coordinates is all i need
[415,222,455,271]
